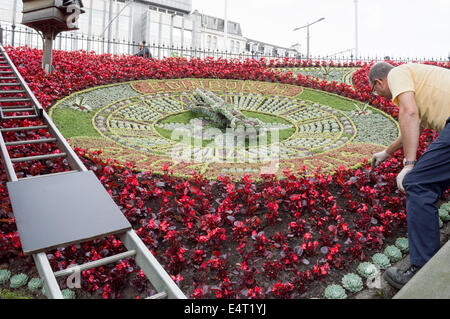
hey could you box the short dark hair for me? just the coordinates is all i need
[369,62,394,83]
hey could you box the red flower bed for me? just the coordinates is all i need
[0,47,447,298]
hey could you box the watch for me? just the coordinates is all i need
[403,159,417,166]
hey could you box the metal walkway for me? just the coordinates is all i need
[0,45,186,299]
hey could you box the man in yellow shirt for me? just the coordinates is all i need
[369,62,450,289]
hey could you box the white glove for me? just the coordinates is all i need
[372,150,390,168]
[396,165,414,193]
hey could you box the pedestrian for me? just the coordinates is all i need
[369,61,450,289]
[136,41,152,59]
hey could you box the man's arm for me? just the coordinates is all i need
[397,91,421,162]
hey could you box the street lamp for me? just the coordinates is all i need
[354,0,359,59]
[293,17,325,59]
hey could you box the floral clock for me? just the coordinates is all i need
[51,78,399,179]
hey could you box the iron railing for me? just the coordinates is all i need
[0,22,449,64]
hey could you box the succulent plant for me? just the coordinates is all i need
[324,284,347,299]
[341,273,364,293]
[395,237,409,252]
[0,269,11,284]
[384,245,403,263]
[10,273,29,289]
[439,218,443,228]
[372,253,391,270]
[357,262,379,279]
[438,208,450,222]
[62,289,76,299]
[440,202,450,212]
[28,277,43,292]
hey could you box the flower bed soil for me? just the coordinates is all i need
[0,47,449,299]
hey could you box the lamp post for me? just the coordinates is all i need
[354,0,359,59]
[293,17,325,59]
[12,0,18,46]
[224,0,228,52]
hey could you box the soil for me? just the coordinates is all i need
[0,163,447,300]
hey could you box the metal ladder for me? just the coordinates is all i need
[0,45,186,299]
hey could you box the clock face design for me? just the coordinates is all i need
[51,79,399,179]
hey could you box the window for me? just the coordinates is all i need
[183,30,192,48]
[173,28,182,47]
[206,35,212,49]
[212,36,218,50]
[149,22,160,44]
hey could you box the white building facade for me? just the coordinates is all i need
[0,0,298,59]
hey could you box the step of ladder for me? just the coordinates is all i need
[1,114,38,120]
[10,152,67,163]
[0,83,20,86]
[5,138,57,147]
[0,97,31,103]
[1,125,48,132]
[1,108,34,113]
[0,90,26,94]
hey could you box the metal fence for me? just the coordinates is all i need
[0,22,448,64]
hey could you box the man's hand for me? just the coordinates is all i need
[396,165,414,193]
[372,150,390,168]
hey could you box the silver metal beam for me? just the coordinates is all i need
[33,252,64,299]
[120,230,186,299]
[54,250,137,278]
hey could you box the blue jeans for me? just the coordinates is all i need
[403,117,450,266]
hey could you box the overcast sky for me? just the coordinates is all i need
[191,0,450,59]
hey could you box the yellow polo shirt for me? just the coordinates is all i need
[387,63,450,132]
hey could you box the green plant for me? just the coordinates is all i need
[62,289,76,299]
[9,273,28,289]
[28,278,43,292]
[438,208,450,222]
[72,96,92,112]
[357,262,379,279]
[395,237,409,253]
[372,253,391,270]
[440,202,450,212]
[384,245,403,263]
[0,269,11,284]
[341,273,363,293]
[187,88,263,132]
[324,284,347,299]
[351,102,372,116]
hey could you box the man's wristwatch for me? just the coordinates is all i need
[403,159,417,166]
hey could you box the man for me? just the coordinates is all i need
[369,61,450,289]
[136,41,152,59]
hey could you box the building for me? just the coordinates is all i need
[0,0,299,59]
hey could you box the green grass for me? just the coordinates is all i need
[52,108,101,138]
[300,88,365,112]
[159,111,202,124]
[0,288,34,299]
